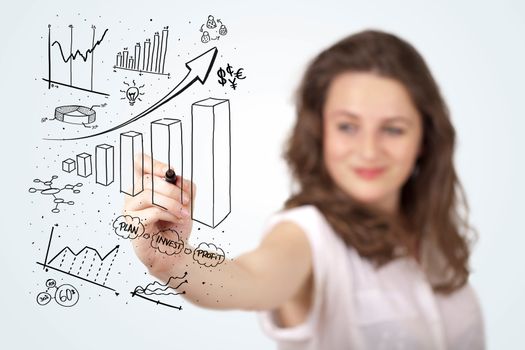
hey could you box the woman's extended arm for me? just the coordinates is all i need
[124,155,312,311]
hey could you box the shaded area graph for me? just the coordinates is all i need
[36,226,119,295]
[43,24,109,96]
[130,272,187,310]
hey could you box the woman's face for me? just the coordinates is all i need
[323,71,423,213]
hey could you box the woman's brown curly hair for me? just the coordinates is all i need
[284,29,476,293]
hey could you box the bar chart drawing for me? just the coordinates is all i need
[95,144,114,186]
[191,98,231,228]
[114,27,170,76]
[36,226,119,295]
[43,24,110,96]
[120,131,144,196]
[151,118,183,208]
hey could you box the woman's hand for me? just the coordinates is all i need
[123,154,195,276]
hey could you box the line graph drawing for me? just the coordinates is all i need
[114,27,170,76]
[43,24,109,96]
[36,226,120,295]
[130,272,187,310]
[28,175,83,213]
[45,46,218,141]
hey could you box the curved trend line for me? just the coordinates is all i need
[52,28,109,63]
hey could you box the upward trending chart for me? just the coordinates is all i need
[43,24,110,96]
[114,27,170,76]
[37,226,120,295]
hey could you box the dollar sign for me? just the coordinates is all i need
[217,68,227,86]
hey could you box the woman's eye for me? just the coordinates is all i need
[384,126,405,135]
[337,123,357,133]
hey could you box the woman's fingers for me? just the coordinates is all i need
[137,153,172,178]
[146,175,190,206]
[127,207,180,228]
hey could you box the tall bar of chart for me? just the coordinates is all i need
[191,98,231,228]
[120,131,144,196]
[95,144,114,186]
[151,119,183,208]
[114,27,170,76]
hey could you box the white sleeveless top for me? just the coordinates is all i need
[258,205,485,349]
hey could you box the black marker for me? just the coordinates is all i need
[165,169,177,185]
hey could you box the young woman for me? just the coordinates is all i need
[124,29,485,349]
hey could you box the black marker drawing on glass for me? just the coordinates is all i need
[151,229,184,256]
[41,104,106,130]
[95,144,114,186]
[217,63,246,90]
[199,15,227,43]
[130,272,187,310]
[191,98,231,228]
[29,175,82,213]
[120,131,144,196]
[193,242,225,267]
[44,46,218,141]
[36,226,120,296]
[62,158,76,173]
[43,24,109,96]
[151,118,183,209]
[120,80,145,106]
[112,215,145,239]
[36,278,79,307]
[76,152,92,178]
[114,27,170,77]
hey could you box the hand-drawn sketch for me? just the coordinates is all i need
[95,144,114,186]
[120,131,144,196]
[76,152,92,177]
[191,98,231,228]
[29,175,82,213]
[114,27,170,76]
[43,24,109,96]
[193,242,225,267]
[112,215,144,239]
[217,63,246,90]
[42,104,105,129]
[62,158,76,173]
[199,15,227,43]
[151,118,183,208]
[120,80,145,106]
[36,226,120,295]
[44,46,218,141]
[130,272,187,310]
[151,229,184,256]
[36,278,79,307]
[54,105,96,124]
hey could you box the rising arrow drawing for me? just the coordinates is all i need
[45,46,218,141]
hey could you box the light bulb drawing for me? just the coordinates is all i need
[120,80,145,106]
[28,175,83,213]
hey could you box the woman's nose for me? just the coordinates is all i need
[357,131,380,161]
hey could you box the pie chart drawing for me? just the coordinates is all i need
[54,105,96,125]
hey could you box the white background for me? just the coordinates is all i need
[1,0,524,349]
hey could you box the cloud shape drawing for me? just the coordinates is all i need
[113,215,145,239]
[151,229,184,256]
